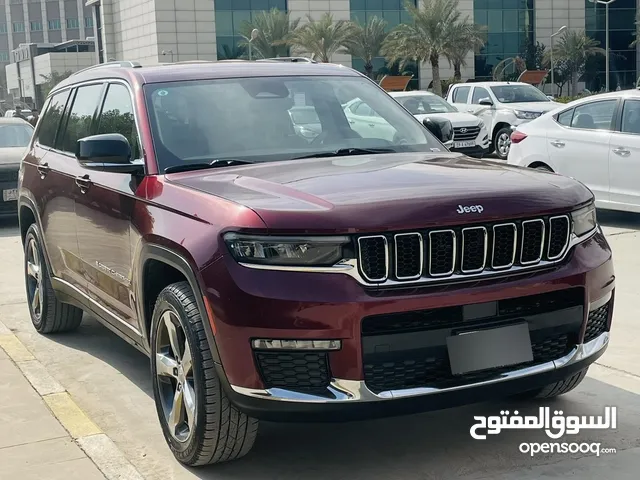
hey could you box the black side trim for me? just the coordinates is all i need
[136,243,223,368]
[18,195,54,277]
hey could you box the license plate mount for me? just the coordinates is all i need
[2,188,18,201]
[447,323,533,375]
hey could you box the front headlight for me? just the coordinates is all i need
[514,110,542,120]
[571,204,597,237]
[223,233,352,266]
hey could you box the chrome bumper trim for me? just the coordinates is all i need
[231,332,609,403]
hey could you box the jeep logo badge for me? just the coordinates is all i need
[457,204,484,214]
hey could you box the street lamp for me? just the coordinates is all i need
[248,28,259,61]
[162,49,174,62]
[590,0,617,92]
[550,25,567,96]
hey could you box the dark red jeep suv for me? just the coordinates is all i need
[18,61,614,466]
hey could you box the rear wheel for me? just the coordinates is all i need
[151,281,258,466]
[494,126,513,160]
[24,224,83,334]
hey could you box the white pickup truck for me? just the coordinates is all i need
[445,81,561,159]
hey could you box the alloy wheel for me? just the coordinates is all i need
[155,309,196,443]
[26,237,43,320]
[497,132,511,156]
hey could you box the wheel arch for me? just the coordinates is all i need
[527,161,554,172]
[492,121,512,141]
[18,195,54,276]
[136,243,223,367]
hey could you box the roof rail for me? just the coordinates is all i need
[257,57,317,63]
[71,60,142,77]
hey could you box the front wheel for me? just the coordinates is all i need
[151,281,258,466]
[494,127,513,160]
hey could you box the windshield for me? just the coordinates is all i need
[144,75,442,171]
[0,123,34,147]
[395,94,457,114]
[489,85,550,103]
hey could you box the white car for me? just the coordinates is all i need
[507,89,640,213]
[446,81,561,159]
[389,91,490,157]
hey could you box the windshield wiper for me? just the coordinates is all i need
[293,147,397,160]
[164,158,254,174]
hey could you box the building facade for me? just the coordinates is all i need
[48,0,640,91]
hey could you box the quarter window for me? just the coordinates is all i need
[452,86,470,103]
[60,84,105,154]
[96,83,141,159]
[38,90,71,148]
[556,108,574,126]
[471,87,491,104]
[570,100,617,131]
[620,100,640,135]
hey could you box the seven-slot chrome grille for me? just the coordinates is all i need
[357,215,571,284]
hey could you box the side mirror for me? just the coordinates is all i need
[76,134,143,174]
[479,98,493,106]
[423,117,454,145]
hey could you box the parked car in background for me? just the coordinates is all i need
[390,91,490,157]
[0,118,34,217]
[446,81,561,159]
[508,90,640,213]
[19,61,613,467]
[288,105,322,140]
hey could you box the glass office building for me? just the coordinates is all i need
[215,0,287,59]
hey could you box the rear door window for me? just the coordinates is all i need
[556,108,574,126]
[570,100,617,131]
[471,87,491,105]
[452,86,470,103]
[59,84,105,154]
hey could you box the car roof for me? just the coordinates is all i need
[51,61,364,94]
[0,117,33,125]
[558,88,640,108]
[389,90,435,97]
[455,81,530,87]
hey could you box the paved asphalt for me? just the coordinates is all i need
[0,210,638,480]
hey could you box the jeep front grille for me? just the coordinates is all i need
[357,215,571,284]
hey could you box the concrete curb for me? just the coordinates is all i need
[0,326,145,480]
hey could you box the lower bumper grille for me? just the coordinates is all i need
[361,289,584,394]
[254,351,331,392]
[584,303,610,343]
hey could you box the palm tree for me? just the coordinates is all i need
[238,8,300,59]
[544,30,604,97]
[445,22,486,82]
[382,0,467,96]
[341,16,388,78]
[286,13,354,62]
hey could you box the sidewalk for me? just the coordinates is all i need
[0,321,145,480]
[0,344,105,479]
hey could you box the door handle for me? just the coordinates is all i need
[37,163,50,178]
[75,174,92,193]
[550,140,565,148]
[613,147,630,157]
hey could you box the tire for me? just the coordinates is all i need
[518,368,588,400]
[493,126,513,160]
[24,224,83,334]
[150,281,258,466]
[534,164,553,172]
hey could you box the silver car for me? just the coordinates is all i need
[0,118,34,218]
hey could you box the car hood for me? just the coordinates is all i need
[502,102,562,113]
[413,112,482,128]
[168,153,591,233]
[0,146,26,166]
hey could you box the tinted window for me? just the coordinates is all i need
[96,83,141,159]
[0,123,34,147]
[570,101,617,131]
[452,86,470,103]
[60,84,104,153]
[472,87,491,104]
[621,100,640,134]
[144,76,439,172]
[556,109,574,126]
[38,90,70,148]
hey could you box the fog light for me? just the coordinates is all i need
[251,339,342,350]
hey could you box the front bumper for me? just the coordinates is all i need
[202,228,614,420]
[225,331,609,422]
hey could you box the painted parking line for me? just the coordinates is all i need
[0,321,145,480]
